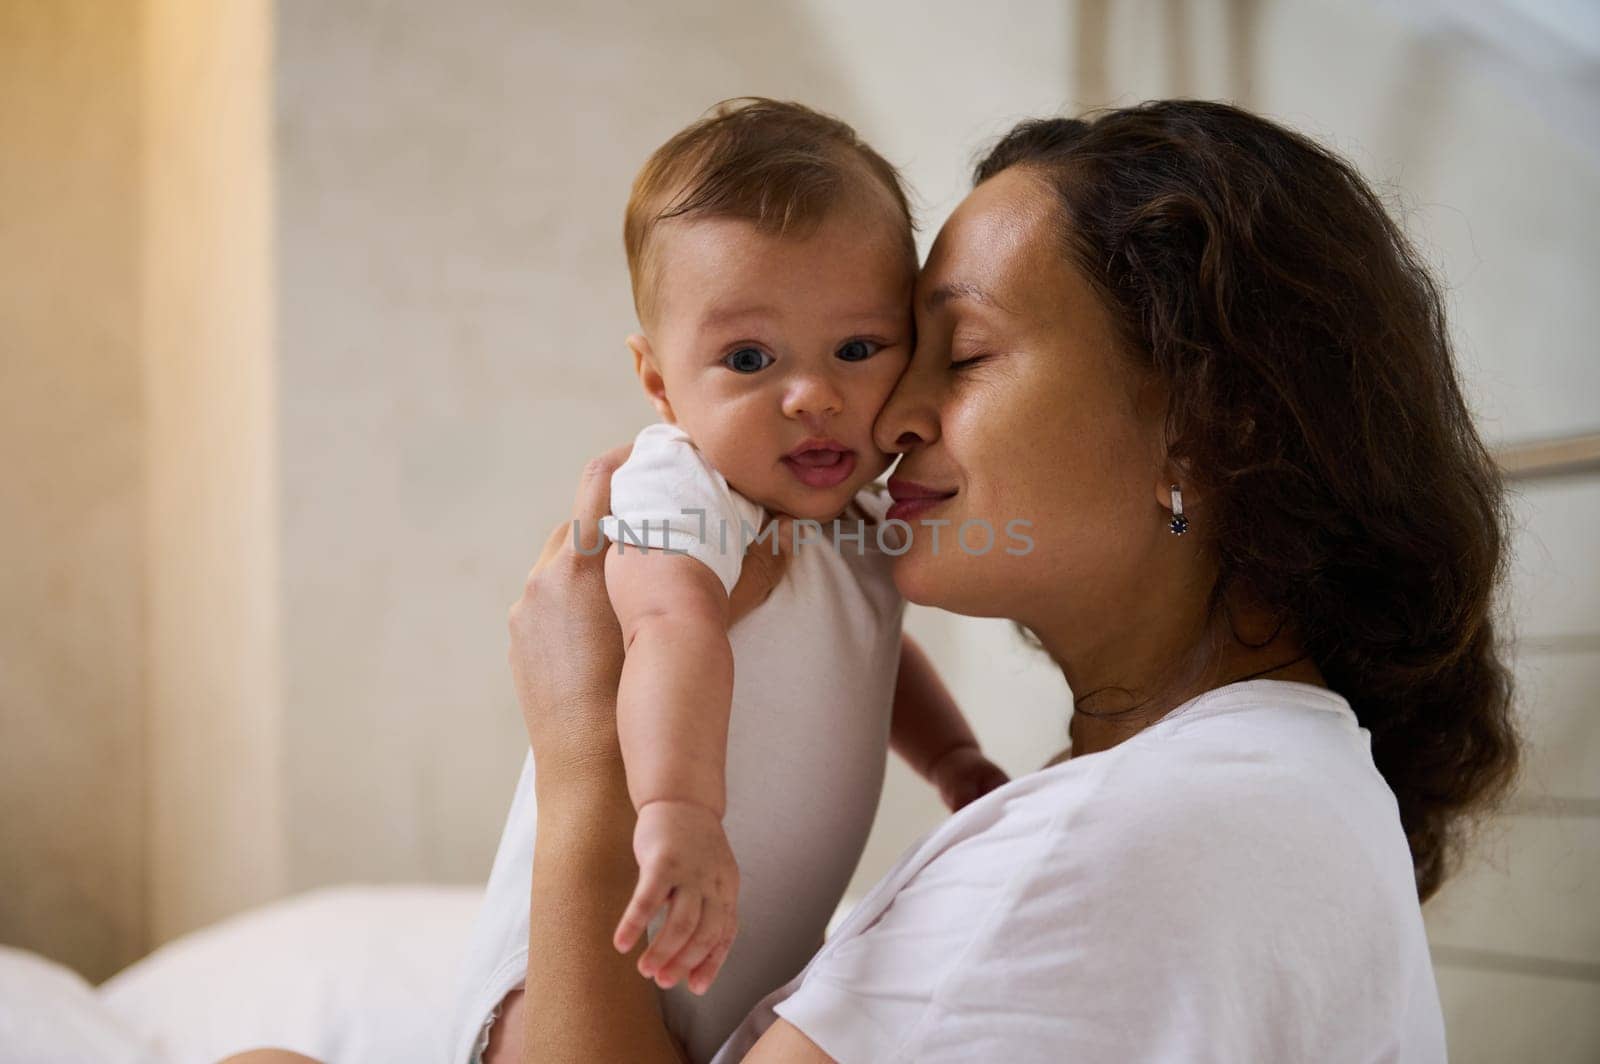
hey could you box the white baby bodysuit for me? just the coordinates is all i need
[447,422,906,1064]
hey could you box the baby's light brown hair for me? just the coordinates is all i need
[624,98,917,326]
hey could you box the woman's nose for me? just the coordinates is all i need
[782,373,845,421]
[873,360,939,455]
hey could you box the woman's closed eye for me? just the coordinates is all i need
[948,329,1005,371]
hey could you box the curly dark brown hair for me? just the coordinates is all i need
[976,99,1519,901]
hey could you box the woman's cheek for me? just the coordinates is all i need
[888,516,1036,616]
[889,542,944,607]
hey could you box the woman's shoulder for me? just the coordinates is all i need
[930,681,1371,825]
[957,681,1422,953]
[837,679,1412,943]
[1076,681,1406,858]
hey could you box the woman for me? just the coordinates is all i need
[229,99,1518,1064]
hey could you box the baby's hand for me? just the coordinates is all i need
[613,799,740,996]
[929,744,1011,812]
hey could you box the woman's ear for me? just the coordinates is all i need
[627,333,676,423]
[1154,459,1198,513]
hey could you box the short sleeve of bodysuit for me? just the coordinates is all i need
[598,422,768,596]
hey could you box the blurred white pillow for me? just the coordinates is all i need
[98,884,483,1064]
[0,945,164,1064]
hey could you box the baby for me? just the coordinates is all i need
[450,99,1008,1064]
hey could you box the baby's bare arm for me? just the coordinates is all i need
[889,633,979,777]
[891,634,1011,811]
[604,546,733,816]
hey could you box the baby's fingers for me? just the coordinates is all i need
[639,890,702,983]
[614,872,671,955]
[687,926,737,996]
[659,901,730,992]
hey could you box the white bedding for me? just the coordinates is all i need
[1,885,484,1064]
[0,944,162,1064]
[2,884,863,1063]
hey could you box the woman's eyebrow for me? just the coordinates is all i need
[922,280,1003,312]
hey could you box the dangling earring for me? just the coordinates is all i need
[1168,483,1189,535]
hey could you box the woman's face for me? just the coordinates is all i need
[873,168,1181,645]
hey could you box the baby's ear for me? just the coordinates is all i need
[627,333,675,423]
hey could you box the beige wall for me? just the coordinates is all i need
[0,0,277,978]
[0,0,147,983]
[142,0,282,946]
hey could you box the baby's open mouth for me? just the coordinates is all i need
[788,448,848,468]
[781,440,858,489]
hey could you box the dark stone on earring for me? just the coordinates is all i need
[1169,514,1190,535]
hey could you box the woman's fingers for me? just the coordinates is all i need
[613,872,671,956]
[521,441,632,596]
[638,890,703,983]
[533,519,568,573]
[571,444,632,530]
[527,443,630,579]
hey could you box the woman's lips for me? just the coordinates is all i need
[886,476,958,523]
[782,448,858,489]
[886,496,948,522]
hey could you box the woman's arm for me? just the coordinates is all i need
[505,453,681,1062]
[505,452,830,1062]
[526,762,688,1063]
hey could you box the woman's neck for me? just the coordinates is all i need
[1035,592,1327,761]
[1065,651,1325,757]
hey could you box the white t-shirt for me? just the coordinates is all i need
[448,422,906,1064]
[712,679,1447,1063]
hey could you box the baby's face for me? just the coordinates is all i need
[639,204,914,523]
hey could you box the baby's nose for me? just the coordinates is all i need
[782,375,845,419]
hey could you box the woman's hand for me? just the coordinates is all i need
[507,449,631,801]
[507,446,796,799]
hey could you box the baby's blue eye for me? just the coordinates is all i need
[836,340,879,362]
[723,347,773,374]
